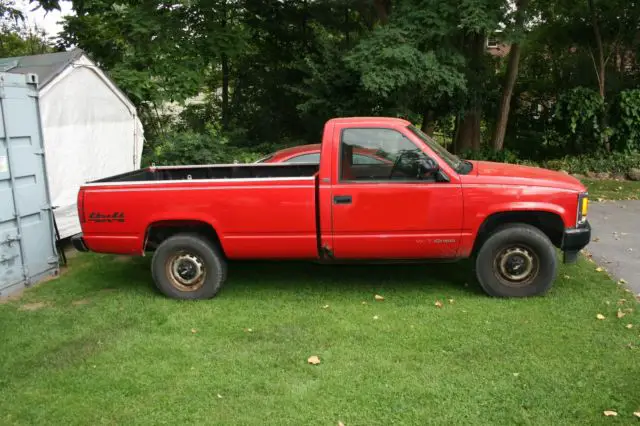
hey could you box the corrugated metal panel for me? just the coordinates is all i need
[0,72,58,296]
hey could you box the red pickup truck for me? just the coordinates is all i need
[72,117,591,300]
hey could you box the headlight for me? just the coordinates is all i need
[577,193,588,225]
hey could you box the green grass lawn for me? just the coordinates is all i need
[1,254,639,425]
[583,179,640,201]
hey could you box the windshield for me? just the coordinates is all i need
[407,125,464,172]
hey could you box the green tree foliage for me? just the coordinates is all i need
[1,0,51,57]
[30,0,640,168]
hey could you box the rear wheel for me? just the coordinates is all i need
[151,233,227,300]
[475,224,557,297]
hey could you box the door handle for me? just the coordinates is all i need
[333,195,352,205]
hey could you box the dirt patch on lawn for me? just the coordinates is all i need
[71,299,91,306]
[18,302,50,311]
[0,289,24,304]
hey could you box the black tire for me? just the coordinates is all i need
[151,233,227,300]
[475,223,557,297]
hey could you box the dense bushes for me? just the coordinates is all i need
[611,89,640,152]
[462,148,640,176]
[143,126,269,166]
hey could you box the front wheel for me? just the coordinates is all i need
[475,224,557,297]
[151,233,227,300]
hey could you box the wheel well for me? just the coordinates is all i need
[473,211,565,255]
[144,220,223,255]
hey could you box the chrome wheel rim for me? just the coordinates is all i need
[494,245,539,287]
[166,252,206,291]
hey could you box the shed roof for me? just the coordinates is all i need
[0,48,85,87]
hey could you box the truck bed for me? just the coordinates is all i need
[80,164,320,260]
[91,163,320,183]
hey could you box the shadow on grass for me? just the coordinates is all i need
[86,255,484,298]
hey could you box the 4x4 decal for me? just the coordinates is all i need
[89,212,125,223]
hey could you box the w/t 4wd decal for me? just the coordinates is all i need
[89,212,125,223]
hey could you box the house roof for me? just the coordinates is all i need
[0,48,85,87]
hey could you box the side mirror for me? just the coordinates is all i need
[419,157,439,175]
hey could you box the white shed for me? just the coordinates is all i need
[0,48,144,238]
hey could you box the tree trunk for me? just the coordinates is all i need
[455,110,480,153]
[588,0,605,98]
[421,110,435,136]
[587,0,609,151]
[221,53,229,129]
[491,43,522,151]
[373,0,391,24]
[491,0,528,151]
[344,6,350,45]
[455,32,485,152]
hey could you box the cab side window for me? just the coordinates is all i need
[285,153,321,164]
[340,128,436,181]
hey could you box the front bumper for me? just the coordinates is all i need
[71,234,90,252]
[561,221,591,263]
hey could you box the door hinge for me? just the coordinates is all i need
[0,253,19,263]
[41,204,53,211]
[33,149,45,156]
[2,234,21,245]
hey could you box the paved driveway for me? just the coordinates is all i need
[587,200,640,294]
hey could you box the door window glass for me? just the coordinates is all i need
[340,128,436,181]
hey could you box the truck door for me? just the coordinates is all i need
[329,126,464,259]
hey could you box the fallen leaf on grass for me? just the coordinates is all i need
[597,314,606,320]
[617,310,626,319]
[626,324,633,329]
[361,301,367,305]
[563,275,571,279]
[618,278,628,285]
[322,304,329,309]
[373,315,379,320]
[338,422,345,426]
[434,300,443,308]
[448,299,455,304]
[605,301,611,305]
[603,410,618,417]
[618,299,627,305]
[512,372,520,377]
[217,394,223,399]
[307,355,321,365]
[595,267,604,272]
[374,294,384,301]
[634,412,640,418]
[191,328,197,334]
[244,328,253,333]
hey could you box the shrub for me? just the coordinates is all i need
[540,153,640,175]
[144,125,269,166]
[459,147,640,175]
[552,87,607,154]
[610,89,640,152]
